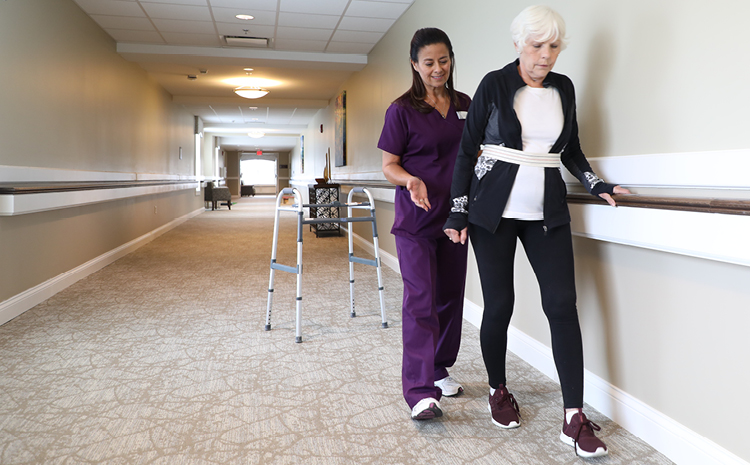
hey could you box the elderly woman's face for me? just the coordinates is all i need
[516,36,562,87]
[412,43,452,91]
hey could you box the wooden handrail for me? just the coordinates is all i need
[566,192,750,216]
[330,179,395,190]
[308,179,750,216]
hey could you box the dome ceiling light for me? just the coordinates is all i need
[234,87,269,99]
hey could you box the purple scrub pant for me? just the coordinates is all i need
[395,234,468,409]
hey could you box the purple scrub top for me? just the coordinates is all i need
[378,92,471,238]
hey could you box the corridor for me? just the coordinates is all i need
[0,197,672,464]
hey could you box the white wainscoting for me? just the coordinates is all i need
[561,149,750,268]
[0,182,200,216]
[0,165,200,216]
[570,203,750,268]
[0,165,192,183]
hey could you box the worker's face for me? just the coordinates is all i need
[412,43,452,91]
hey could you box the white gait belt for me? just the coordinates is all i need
[480,144,560,168]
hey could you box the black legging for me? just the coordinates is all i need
[470,219,584,409]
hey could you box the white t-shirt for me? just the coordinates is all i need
[502,86,564,220]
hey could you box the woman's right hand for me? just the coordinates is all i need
[407,176,431,211]
[598,185,631,207]
[444,227,468,245]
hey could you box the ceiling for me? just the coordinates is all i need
[72,0,415,152]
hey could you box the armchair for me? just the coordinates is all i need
[204,182,232,210]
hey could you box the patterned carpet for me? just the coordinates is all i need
[0,196,673,464]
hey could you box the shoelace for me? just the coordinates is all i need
[491,390,521,418]
[570,413,602,457]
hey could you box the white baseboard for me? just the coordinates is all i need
[0,208,204,327]
[463,299,748,465]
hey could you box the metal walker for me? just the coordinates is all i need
[264,187,388,342]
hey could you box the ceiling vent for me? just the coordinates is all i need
[224,36,269,47]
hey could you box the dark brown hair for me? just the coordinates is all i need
[396,28,460,113]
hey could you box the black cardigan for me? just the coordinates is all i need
[443,60,615,234]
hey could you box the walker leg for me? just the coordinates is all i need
[265,191,286,331]
[295,210,304,343]
[348,201,356,318]
[349,273,356,318]
[265,275,274,331]
[295,295,302,343]
[346,188,388,329]
[367,199,388,328]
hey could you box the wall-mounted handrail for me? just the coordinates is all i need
[566,193,750,216]
[0,180,200,216]
[0,180,197,195]
[329,179,395,190]
[332,179,750,216]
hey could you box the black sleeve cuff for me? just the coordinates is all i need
[443,213,468,232]
[591,181,616,196]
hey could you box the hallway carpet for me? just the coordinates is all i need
[0,196,673,464]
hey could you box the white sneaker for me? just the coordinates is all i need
[434,376,463,397]
[411,397,443,420]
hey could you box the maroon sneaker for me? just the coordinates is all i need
[560,409,608,457]
[488,386,521,428]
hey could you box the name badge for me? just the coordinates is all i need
[456,111,468,120]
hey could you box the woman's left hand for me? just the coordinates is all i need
[598,185,631,207]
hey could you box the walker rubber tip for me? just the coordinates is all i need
[381,322,388,328]
[295,336,302,343]
[264,324,271,331]
[350,312,356,318]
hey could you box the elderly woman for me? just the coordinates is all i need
[443,5,629,458]
[380,28,472,421]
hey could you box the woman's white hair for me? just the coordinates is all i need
[510,5,568,51]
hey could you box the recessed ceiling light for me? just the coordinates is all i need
[244,68,254,72]
[248,107,258,110]
[248,131,265,138]
[236,14,254,20]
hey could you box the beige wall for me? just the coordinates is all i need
[0,0,203,303]
[0,1,195,175]
[294,0,750,461]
